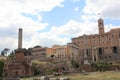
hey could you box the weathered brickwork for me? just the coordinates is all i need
[71,18,120,65]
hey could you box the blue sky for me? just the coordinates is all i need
[41,0,85,26]
[0,0,120,52]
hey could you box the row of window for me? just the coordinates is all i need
[73,33,119,45]
[74,38,117,45]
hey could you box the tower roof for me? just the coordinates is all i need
[98,18,103,21]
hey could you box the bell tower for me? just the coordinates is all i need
[98,18,105,34]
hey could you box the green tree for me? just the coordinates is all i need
[1,51,4,56]
[33,45,41,48]
[27,48,32,55]
[32,63,40,75]
[22,48,32,56]
[3,48,10,56]
[90,61,98,71]
[8,51,15,60]
[50,54,54,58]
[22,48,28,56]
[90,61,110,71]
[71,60,79,69]
[0,60,4,76]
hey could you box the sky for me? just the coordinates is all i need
[0,0,120,52]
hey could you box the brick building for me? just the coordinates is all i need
[4,49,32,77]
[46,48,56,58]
[53,45,68,60]
[67,43,80,63]
[71,18,120,66]
[31,46,46,60]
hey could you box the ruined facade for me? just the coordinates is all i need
[31,46,46,60]
[67,43,79,62]
[71,18,120,65]
[46,48,56,58]
[3,28,33,77]
[53,45,68,60]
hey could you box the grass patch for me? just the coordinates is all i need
[66,71,120,80]
[21,71,120,80]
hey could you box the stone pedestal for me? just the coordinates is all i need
[14,49,25,62]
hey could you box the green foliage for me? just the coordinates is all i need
[8,51,15,60]
[33,45,41,48]
[34,68,40,75]
[27,48,32,55]
[32,63,40,75]
[50,54,54,57]
[1,51,4,56]
[71,60,79,69]
[52,67,59,72]
[0,60,4,76]
[4,48,9,56]
[1,48,10,56]
[46,69,53,74]
[90,61,110,71]
[33,66,40,75]
[21,48,31,56]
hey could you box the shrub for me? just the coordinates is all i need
[0,60,4,76]
[90,61,111,71]
[71,60,79,69]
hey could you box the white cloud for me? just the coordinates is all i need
[50,19,98,37]
[105,24,120,32]
[74,6,79,11]
[37,32,70,47]
[83,0,120,19]
[73,0,81,2]
[23,19,98,48]
[23,32,70,48]
[1,0,120,52]
[0,37,17,50]
[81,14,98,22]
[0,0,64,51]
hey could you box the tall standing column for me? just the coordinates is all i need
[18,28,22,49]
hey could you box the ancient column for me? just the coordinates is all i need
[18,28,22,49]
[15,28,25,61]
